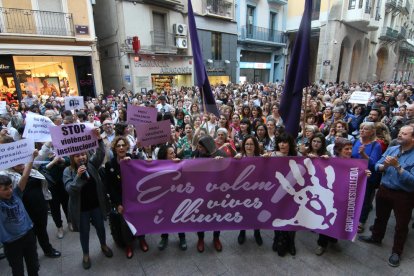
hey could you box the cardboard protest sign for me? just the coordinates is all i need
[127,104,157,125]
[64,96,85,110]
[22,112,54,142]
[348,91,371,104]
[136,120,170,147]
[49,123,98,157]
[0,139,35,170]
[0,101,7,114]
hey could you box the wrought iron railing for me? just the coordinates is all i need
[202,0,234,19]
[0,7,74,36]
[240,25,285,44]
[379,27,399,41]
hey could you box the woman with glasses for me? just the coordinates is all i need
[234,135,263,245]
[352,122,382,234]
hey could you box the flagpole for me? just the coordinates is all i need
[201,86,209,135]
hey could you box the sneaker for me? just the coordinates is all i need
[179,237,187,251]
[56,227,64,239]
[388,253,400,267]
[68,223,74,232]
[158,237,168,251]
[45,248,61,258]
[358,235,382,245]
[315,246,326,256]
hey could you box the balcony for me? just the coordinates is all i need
[267,0,288,5]
[239,25,285,45]
[142,0,183,9]
[0,7,74,37]
[343,5,379,31]
[202,0,234,20]
[150,31,177,54]
[399,41,414,54]
[379,27,399,41]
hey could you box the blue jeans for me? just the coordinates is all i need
[79,208,106,255]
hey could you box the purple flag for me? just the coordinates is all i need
[279,0,313,138]
[188,0,220,117]
[121,157,368,240]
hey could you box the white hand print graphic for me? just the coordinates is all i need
[272,158,337,230]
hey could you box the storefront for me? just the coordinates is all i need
[0,53,96,104]
[133,55,192,93]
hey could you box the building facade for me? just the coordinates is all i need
[286,0,414,83]
[236,0,287,83]
[0,0,101,102]
[93,0,237,94]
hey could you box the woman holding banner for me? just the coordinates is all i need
[266,132,298,257]
[104,136,149,259]
[63,128,113,270]
[234,135,263,246]
[314,137,372,256]
[157,144,187,251]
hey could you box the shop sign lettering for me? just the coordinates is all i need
[207,67,225,73]
[160,67,192,74]
[135,61,169,68]
[0,64,11,70]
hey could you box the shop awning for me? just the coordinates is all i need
[0,44,92,56]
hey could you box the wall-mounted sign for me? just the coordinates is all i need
[239,62,271,69]
[75,25,89,35]
[0,55,15,72]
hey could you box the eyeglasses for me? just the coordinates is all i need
[116,144,127,148]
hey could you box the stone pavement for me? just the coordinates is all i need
[2,211,414,276]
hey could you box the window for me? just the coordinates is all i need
[312,0,321,20]
[246,5,255,36]
[348,0,356,10]
[270,12,278,30]
[211,32,222,60]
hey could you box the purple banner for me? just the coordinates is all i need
[49,123,98,157]
[121,157,368,240]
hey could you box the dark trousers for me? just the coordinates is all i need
[48,184,69,228]
[317,234,338,248]
[79,207,106,255]
[359,181,378,224]
[372,186,414,255]
[120,216,135,246]
[197,231,220,239]
[4,230,39,276]
[25,203,53,254]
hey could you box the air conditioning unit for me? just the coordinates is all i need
[176,37,188,49]
[173,23,187,36]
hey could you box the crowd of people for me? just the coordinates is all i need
[0,80,414,275]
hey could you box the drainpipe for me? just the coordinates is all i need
[319,0,331,81]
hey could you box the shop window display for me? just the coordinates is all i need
[0,73,18,106]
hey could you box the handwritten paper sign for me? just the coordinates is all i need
[121,157,368,240]
[22,112,54,142]
[127,104,157,125]
[348,91,371,105]
[64,96,85,110]
[0,101,7,114]
[0,139,35,170]
[136,120,170,147]
[49,123,98,157]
